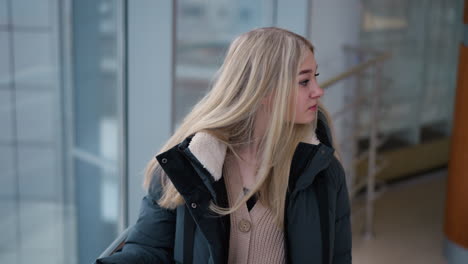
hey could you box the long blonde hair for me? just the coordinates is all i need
[144,27,324,228]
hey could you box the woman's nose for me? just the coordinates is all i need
[310,84,324,99]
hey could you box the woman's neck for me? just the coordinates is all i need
[235,105,269,160]
[231,107,270,188]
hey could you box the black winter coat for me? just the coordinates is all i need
[96,110,352,264]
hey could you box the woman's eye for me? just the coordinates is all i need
[299,80,309,86]
[315,73,320,77]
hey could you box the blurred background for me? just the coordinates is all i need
[0,0,467,263]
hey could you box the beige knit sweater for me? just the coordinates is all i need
[187,131,320,263]
[224,153,286,264]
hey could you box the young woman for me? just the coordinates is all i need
[97,27,352,264]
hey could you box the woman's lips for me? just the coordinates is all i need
[309,105,317,111]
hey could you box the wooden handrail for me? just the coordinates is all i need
[320,52,392,89]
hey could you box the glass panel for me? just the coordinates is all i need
[71,0,125,263]
[0,0,7,26]
[0,0,126,263]
[0,198,17,262]
[359,0,464,144]
[419,0,462,133]
[0,89,13,142]
[15,89,55,142]
[174,0,275,127]
[12,0,51,28]
[0,144,14,198]
[13,32,57,91]
[0,0,66,262]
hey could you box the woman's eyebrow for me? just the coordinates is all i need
[298,65,318,75]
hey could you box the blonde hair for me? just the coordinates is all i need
[144,27,329,228]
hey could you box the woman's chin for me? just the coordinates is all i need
[293,117,315,125]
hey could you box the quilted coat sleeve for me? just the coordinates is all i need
[332,162,352,264]
[96,182,176,264]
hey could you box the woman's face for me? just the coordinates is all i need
[292,50,323,124]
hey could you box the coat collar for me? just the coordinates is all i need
[155,110,336,199]
[187,130,321,182]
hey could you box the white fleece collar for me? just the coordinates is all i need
[188,131,320,182]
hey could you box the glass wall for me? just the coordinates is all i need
[174,0,275,127]
[0,0,66,262]
[0,0,126,263]
[71,0,125,263]
[358,0,464,144]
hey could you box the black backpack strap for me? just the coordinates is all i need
[183,205,195,264]
[315,176,330,264]
[175,205,195,264]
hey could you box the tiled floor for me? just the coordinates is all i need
[351,168,448,264]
